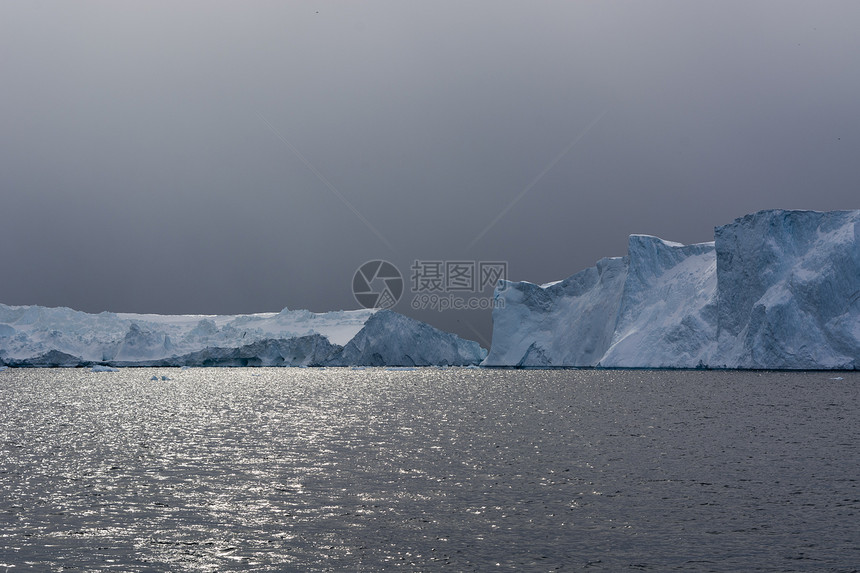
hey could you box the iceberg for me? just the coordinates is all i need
[484,210,860,369]
[327,310,487,367]
[0,305,486,368]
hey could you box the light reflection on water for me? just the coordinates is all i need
[1,368,859,571]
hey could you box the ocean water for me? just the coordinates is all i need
[0,368,858,572]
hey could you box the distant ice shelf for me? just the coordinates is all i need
[0,305,486,368]
[483,209,860,370]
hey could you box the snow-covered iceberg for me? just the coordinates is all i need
[0,305,486,367]
[484,209,860,369]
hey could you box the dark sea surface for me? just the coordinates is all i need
[0,368,858,572]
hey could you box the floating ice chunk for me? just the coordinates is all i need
[91,365,119,372]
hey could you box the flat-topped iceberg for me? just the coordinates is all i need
[484,209,859,369]
[0,305,486,367]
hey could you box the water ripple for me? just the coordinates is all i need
[0,368,858,571]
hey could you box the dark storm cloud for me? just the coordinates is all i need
[2,1,859,344]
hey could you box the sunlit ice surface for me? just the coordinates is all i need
[1,367,859,571]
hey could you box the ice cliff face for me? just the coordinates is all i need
[713,210,860,369]
[484,236,717,368]
[484,210,859,369]
[485,256,628,367]
[0,305,486,367]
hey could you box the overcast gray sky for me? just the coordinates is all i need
[2,1,859,345]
